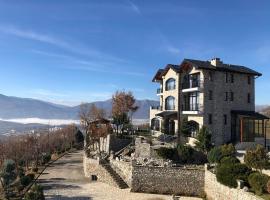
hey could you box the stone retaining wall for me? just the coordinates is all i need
[131,165,205,196]
[83,154,119,188]
[205,167,263,200]
[110,159,132,187]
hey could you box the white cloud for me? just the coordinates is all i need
[127,0,141,15]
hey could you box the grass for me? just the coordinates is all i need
[261,194,270,200]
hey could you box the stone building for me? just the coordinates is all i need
[150,58,269,147]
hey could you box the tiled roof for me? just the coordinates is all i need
[183,59,262,76]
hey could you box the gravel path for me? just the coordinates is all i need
[38,150,201,200]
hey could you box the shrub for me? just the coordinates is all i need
[20,175,32,187]
[27,173,35,181]
[195,126,212,153]
[220,156,240,165]
[248,172,269,195]
[177,144,194,163]
[221,143,235,157]
[156,147,176,160]
[244,145,269,173]
[41,153,51,164]
[181,118,191,137]
[267,179,270,194]
[207,146,222,164]
[216,162,251,188]
[32,167,38,173]
[25,184,45,200]
[1,159,17,187]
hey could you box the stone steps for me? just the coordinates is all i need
[101,163,129,189]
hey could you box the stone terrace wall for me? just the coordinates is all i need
[131,165,204,196]
[205,167,263,200]
[110,159,132,187]
[83,154,119,188]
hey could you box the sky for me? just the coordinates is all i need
[0,0,269,106]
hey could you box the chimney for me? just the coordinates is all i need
[210,58,222,67]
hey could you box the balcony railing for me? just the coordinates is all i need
[157,88,163,94]
[182,103,200,111]
[151,106,163,110]
[182,79,202,90]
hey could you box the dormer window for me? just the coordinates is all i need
[165,78,176,91]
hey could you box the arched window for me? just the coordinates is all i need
[165,78,176,91]
[165,96,175,110]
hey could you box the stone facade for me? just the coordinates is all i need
[205,167,263,200]
[150,58,263,146]
[131,165,205,196]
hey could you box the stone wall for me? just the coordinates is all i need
[205,167,263,200]
[83,154,119,188]
[131,165,205,196]
[110,159,132,187]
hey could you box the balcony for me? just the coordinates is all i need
[151,106,163,111]
[157,88,163,95]
[182,79,203,92]
[181,103,202,115]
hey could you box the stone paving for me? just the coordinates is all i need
[38,150,201,200]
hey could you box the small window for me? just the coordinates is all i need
[231,73,234,83]
[224,114,227,125]
[230,92,234,101]
[225,92,228,101]
[225,73,228,83]
[248,76,251,84]
[209,90,213,100]
[209,71,213,81]
[208,114,212,124]
[248,93,251,103]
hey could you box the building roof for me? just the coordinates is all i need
[152,58,262,82]
[156,111,177,118]
[181,59,262,76]
[231,110,269,119]
[152,64,180,82]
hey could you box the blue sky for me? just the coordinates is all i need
[0,0,269,106]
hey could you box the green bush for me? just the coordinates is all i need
[244,145,269,172]
[25,184,45,200]
[20,175,32,187]
[207,146,222,164]
[216,162,251,188]
[221,144,235,157]
[248,172,269,195]
[220,156,240,165]
[41,153,51,164]
[195,126,212,153]
[156,147,176,160]
[177,144,194,163]
[27,173,35,181]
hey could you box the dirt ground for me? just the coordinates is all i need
[38,150,202,200]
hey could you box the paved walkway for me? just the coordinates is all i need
[38,150,201,200]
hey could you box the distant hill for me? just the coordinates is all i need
[261,106,270,117]
[0,94,159,120]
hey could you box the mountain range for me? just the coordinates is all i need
[0,94,159,120]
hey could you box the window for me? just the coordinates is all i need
[165,78,176,91]
[208,114,212,124]
[231,73,234,83]
[225,92,228,101]
[165,96,175,110]
[224,114,227,125]
[209,90,213,100]
[230,92,234,101]
[248,93,251,103]
[209,71,213,81]
[183,92,199,111]
[248,76,251,85]
[225,72,228,83]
